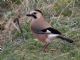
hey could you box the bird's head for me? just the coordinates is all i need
[26,9,43,19]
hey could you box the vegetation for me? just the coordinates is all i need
[0,0,80,60]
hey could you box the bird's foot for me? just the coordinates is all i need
[41,47,49,52]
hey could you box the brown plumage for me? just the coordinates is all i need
[26,9,73,51]
[30,15,51,43]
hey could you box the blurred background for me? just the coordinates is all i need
[0,0,80,60]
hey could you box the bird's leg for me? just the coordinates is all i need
[42,43,50,52]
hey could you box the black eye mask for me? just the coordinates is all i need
[32,15,37,19]
[33,12,37,15]
[26,13,37,19]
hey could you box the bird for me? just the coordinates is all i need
[26,9,74,51]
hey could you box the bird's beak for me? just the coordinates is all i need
[26,14,33,17]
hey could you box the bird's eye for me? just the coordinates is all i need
[33,12,37,14]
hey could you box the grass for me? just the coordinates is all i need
[0,0,80,60]
[0,17,80,60]
[0,38,80,60]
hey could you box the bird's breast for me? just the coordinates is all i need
[30,19,51,43]
[32,32,48,43]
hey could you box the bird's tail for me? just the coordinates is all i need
[57,35,74,43]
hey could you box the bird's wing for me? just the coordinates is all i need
[31,26,61,34]
[41,27,62,34]
[31,26,47,34]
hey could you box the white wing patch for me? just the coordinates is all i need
[46,34,59,43]
[46,30,51,33]
[48,34,59,39]
[46,30,59,38]
[45,30,60,43]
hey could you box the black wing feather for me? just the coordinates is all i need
[41,27,61,34]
